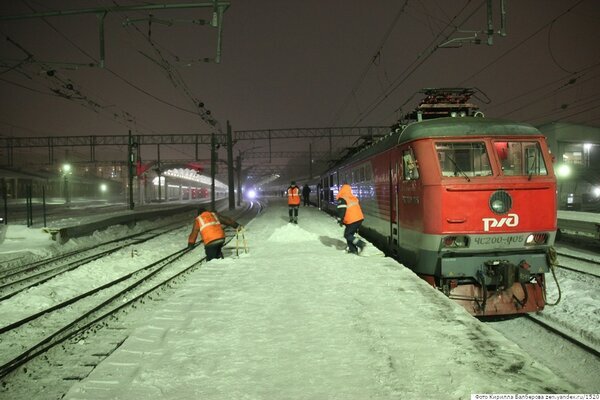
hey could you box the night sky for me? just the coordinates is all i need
[1,0,599,170]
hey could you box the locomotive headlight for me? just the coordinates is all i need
[442,235,469,248]
[491,199,505,213]
[454,236,468,247]
[525,233,547,245]
[489,190,512,214]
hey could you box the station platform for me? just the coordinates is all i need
[0,198,229,247]
[557,210,600,240]
[62,200,575,399]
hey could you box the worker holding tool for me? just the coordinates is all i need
[187,207,242,261]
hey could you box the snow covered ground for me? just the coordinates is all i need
[0,199,598,399]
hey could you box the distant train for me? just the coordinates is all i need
[315,89,557,316]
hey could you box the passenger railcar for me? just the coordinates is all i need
[317,89,557,316]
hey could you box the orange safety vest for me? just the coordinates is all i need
[188,211,225,245]
[336,184,364,224]
[287,186,301,206]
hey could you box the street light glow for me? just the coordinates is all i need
[556,164,571,178]
[63,163,72,173]
[100,183,108,192]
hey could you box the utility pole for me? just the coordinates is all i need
[226,121,235,210]
[309,143,312,179]
[156,144,161,202]
[127,130,135,210]
[236,152,242,206]
[211,132,216,210]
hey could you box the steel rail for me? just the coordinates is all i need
[524,314,600,359]
[0,202,260,379]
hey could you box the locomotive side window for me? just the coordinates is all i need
[403,151,419,180]
[498,141,548,176]
[435,142,492,178]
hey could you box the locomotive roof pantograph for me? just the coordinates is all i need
[330,87,543,169]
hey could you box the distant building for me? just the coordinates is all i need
[537,122,600,211]
[538,122,600,167]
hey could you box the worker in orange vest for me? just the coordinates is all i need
[187,207,241,261]
[336,184,366,254]
[287,181,301,224]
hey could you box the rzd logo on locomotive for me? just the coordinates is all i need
[482,213,519,232]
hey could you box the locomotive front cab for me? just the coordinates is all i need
[412,119,558,316]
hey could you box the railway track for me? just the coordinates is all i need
[524,314,600,359]
[0,201,263,382]
[555,251,600,278]
[0,220,190,301]
[0,244,200,379]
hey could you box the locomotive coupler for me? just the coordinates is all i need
[484,260,515,289]
[483,260,533,289]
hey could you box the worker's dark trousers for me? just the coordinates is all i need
[344,220,363,253]
[289,205,299,222]
[205,239,225,261]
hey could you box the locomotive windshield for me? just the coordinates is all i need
[435,142,492,178]
[494,141,548,176]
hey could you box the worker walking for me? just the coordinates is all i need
[302,184,311,206]
[336,184,366,254]
[287,181,301,224]
[188,207,241,261]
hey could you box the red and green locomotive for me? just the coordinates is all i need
[317,89,556,316]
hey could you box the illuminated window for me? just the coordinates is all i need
[436,142,492,178]
[495,141,548,176]
[403,150,420,180]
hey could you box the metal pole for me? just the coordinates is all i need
[309,143,312,179]
[210,132,216,210]
[128,130,135,210]
[226,121,235,210]
[1,179,7,224]
[26,184,32,227]
[42,185,47,227]
[486,0,494,45]
[236,152,241,206]
[64,175,70,205]
[157,144,161,202]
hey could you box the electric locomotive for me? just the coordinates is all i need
[318,88,557,316]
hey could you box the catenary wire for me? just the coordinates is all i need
[329,0,410,127]
[457,0,586,86]
[352,0,481,127]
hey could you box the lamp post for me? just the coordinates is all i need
[236,146,263,206]
[62,163,72,205]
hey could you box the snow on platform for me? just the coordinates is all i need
[64,201,575,399]
[557,210,600,240]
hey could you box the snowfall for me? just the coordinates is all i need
[0,199,598,400]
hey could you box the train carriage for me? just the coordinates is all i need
[317,89,557,316]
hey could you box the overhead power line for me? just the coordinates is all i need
[458,0,586,85]
[353,0,483,127]
[329,0,410,127]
